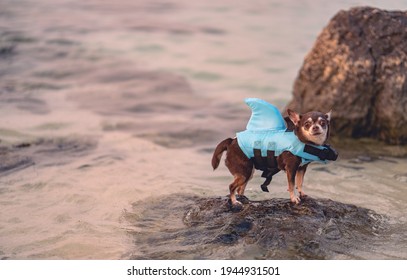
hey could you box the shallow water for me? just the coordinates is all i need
[0,0,406,259]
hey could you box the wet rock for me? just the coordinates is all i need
[0,147,34,176]
[126,195,389,259]
[287,7,407,144]
[0,32,17,58]
[34,137,97,156]
[0,136,97,176]
[0,44,15,57]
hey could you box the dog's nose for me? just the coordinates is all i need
[312,125,320,132]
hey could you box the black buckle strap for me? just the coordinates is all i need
[303,144,338,161]
[326,145,338,160]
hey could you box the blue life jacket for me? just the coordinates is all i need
[236,98,337,165]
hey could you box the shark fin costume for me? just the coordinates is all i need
[236,98,338,192]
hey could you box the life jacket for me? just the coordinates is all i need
[236,98,338,192]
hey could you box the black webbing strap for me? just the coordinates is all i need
[267,150,277,168]
[260,168,280,192]
[261,176,272,192]
[253,149,282,192]
[303,144,338,161]
[253,149,267,170]
[254,149,279,170]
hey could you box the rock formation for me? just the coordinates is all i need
[126,195,388,259]
[287,7,407,144]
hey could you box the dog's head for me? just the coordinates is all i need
[287,109,331,146]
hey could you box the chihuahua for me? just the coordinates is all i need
[212,107,334,208]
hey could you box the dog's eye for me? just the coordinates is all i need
[304,122,311,130]
[319,120,326,127]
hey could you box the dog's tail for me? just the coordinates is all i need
[211,138,233,170]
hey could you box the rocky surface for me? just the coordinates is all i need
[287,7,407,144]
[126,195,391,259]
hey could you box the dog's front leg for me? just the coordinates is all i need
[286,168,300,204]
[296,164,309,198]
[277,152,302,204]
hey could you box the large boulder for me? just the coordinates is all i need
[287,7,407,144]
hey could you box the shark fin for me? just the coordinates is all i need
[245,98,287,131]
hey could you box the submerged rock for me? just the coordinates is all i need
[287,7,407,144]
[126,195,389,259]
[0,136,97,176]
[0,147,33,175]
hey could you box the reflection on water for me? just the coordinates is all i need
[1,0,406,259]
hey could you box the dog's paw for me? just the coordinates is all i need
[228,200,244,212]
[290,195,301,204]
[299,192,308,199]
[236,195,250,204]
[231,203,244,212]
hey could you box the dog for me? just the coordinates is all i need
[212,99,336,208]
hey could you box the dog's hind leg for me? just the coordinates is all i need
[223,139,254,207]
[237,167,254,195]
[236,167,254,203]
[229,174,247,206]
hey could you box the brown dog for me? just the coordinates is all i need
[212,107,334,208]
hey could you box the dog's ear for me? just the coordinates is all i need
[287,109,300,126]
[325,110,332,122]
